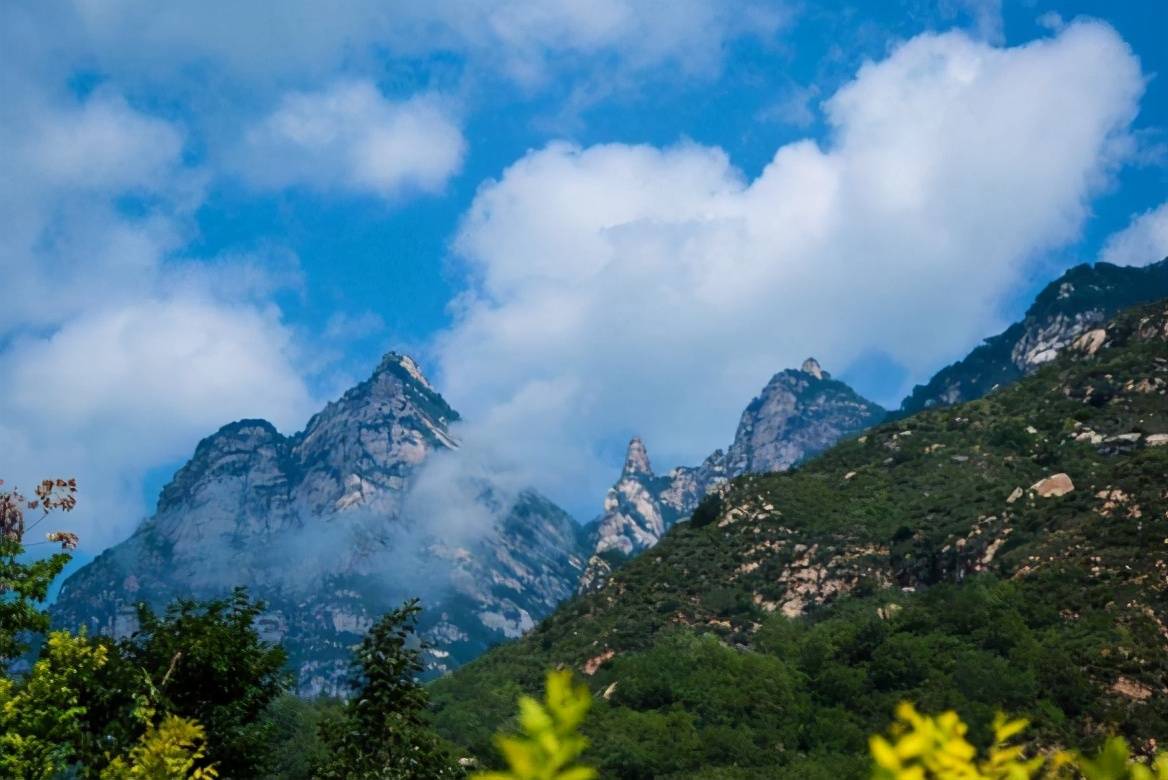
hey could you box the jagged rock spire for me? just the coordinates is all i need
[801,357,824,380]
[622,437,653,477]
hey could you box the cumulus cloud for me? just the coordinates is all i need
[0,298,315,547]
[432,21,1145,513]
[1,300,311,441]
[238,82,466,198]
[0,87,199,331]
[1099,202,1168,267]
[0,82,316,551]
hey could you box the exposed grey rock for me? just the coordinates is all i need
[52,353,587,695]
[899,259,1168,415]
[580,363,884,591]
[724,367,884,475]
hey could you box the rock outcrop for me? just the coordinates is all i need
[899,258,1168,415]
[580,360,884,590]
[724,360,885,475]
[1030,473,1075,498]
[52,353,588,695]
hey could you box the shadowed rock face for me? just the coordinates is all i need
[52,353,587,696]
[899,258,1168,416]
[580,361,884,591]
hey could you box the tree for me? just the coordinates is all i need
[258,694,342,780]
[315,599,461,779]
[1,477,224,778]
[0,630,109,779]
[118,588,288,778]
[0,478,77,663]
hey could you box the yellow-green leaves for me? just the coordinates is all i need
[99,715,217,780]
[474,669,596,780]
[870,703,1166,780]
[0,631,109,779]
[1074,738,1168,780]
[870,702,984,780]
[1,630,215,780]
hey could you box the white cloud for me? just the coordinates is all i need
[1099,202,1168,267]
[0,87,199,331]
[946,0,1004,44]
[1037,11,1065,32]
[757,83,820,128]
[239,82,466,198]
[2,299,311,440]
[39,1,783,87]
[0,297,314,551]
[0,82,316,551]
[432,21,1144,513]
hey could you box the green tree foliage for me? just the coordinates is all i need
[2,476,286,777]
[433,303,1168,777]
[314,598,461,779]
[0,628,211,780]
[259,693,343,780]
[4,475,460,778]
[473,669,595,780]
[0,630,109,779]
[116,588,288,778]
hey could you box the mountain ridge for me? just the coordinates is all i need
[898,258,1168,416]
[431,298,1168,777]
[580,358,886,591]
[52,352,588,695]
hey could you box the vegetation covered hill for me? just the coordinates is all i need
[430,301,1168,779]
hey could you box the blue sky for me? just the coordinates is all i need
[2,0,1166,555]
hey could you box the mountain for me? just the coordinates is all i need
[52,353,588,696]
[431,300,1168,777]
[580,358,885,591]
[899,258,1168,416]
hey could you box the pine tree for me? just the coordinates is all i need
[315,599,460,779]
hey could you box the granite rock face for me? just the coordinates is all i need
[52,354,587,695]
[724,364,887,475]
[581,360,884,590]
[899,258,1168,416]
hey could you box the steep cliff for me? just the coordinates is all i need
[52,354,587,695]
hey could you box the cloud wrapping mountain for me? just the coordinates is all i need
[433,22,1145,512]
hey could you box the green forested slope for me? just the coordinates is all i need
[431,301,1168,779]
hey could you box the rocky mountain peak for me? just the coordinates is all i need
[725,365,885,475]
[154,418,290,520]
[375,351,435,392]
[52,347,588,695]
[622,437,653,478]
[899,258,1168,416]
[580,362,884,592]
[801,357,825,379]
